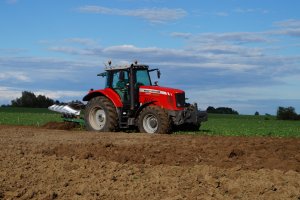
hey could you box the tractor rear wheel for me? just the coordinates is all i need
[138,106,171,134]
[84,96,118,132]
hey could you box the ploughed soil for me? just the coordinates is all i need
[0,125,300,199]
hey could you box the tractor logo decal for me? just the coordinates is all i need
[139,88,172,96]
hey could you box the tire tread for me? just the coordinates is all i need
[138,106,172,134]
[84,96,118,131]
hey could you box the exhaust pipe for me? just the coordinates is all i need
[48,104,81,116]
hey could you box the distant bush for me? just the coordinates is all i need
[207,106,239,115]
[254,111,259,116]
[1,104,10,108]
[276,106,299,120]
[11,91,58,108]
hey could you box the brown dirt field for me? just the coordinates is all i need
[42,122,79,130]
[0,125,300,200]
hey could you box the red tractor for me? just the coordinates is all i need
[49,62,207,133]
[81,62,207,133]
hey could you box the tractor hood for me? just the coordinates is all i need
[139,85,184,95]
[139,85,186,110]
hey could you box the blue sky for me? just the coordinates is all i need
[1,0,300,114]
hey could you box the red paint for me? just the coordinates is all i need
[85,88,123,107]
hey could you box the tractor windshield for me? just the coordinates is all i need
[136,70,151,86]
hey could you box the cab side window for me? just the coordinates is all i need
[112,71,129,89]
[136,70,151,86]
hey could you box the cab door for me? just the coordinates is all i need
[111,70,130,105]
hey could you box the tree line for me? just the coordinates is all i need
[206,106,239,115]
[206,105,300,121]
[276,106,300,120]
[2,91,59,108]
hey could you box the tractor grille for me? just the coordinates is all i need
[175,93,185,108]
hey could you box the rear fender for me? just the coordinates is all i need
[82,88,123,108]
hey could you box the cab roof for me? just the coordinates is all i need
[105,64,149,71]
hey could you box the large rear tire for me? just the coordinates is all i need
[84,96,118,132]
[138,106,171,134]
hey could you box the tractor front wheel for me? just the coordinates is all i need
[138,106,171,134]
[84,96,118,132]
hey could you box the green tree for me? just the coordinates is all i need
[11,91,55,108]
[206,106,239,115]
[206,106,216,113]
[276,106,298,120]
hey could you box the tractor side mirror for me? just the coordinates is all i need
[157,70,161,79]
[97,72,107,77]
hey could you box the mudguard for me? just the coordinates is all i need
[82,88,123,108]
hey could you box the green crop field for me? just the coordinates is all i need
[199,114,300,137]
[0,107,300,137]
[0,107,62,126]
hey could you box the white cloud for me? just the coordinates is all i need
[46,40,299,74]
[176,32,271,44]
[269,19,300,37]
[0,72,31,82]
[170,32,192,39]
[195,8,268,18]
[188,43,264,56]
[0,86,85,105]
[157,61,257,71]
[78,5,187,23]
[36,90,85,100]
[0,56,102,87]
[64,38,99,46]
[48,46,96,56]
[0,87,21,103]
[271,29,300,37]
[0,56,99,70]
[274,19,300,28]
[0,48,26,54]
[6,0,18,4]
[214,12,229,17]
[234,8,269,14]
